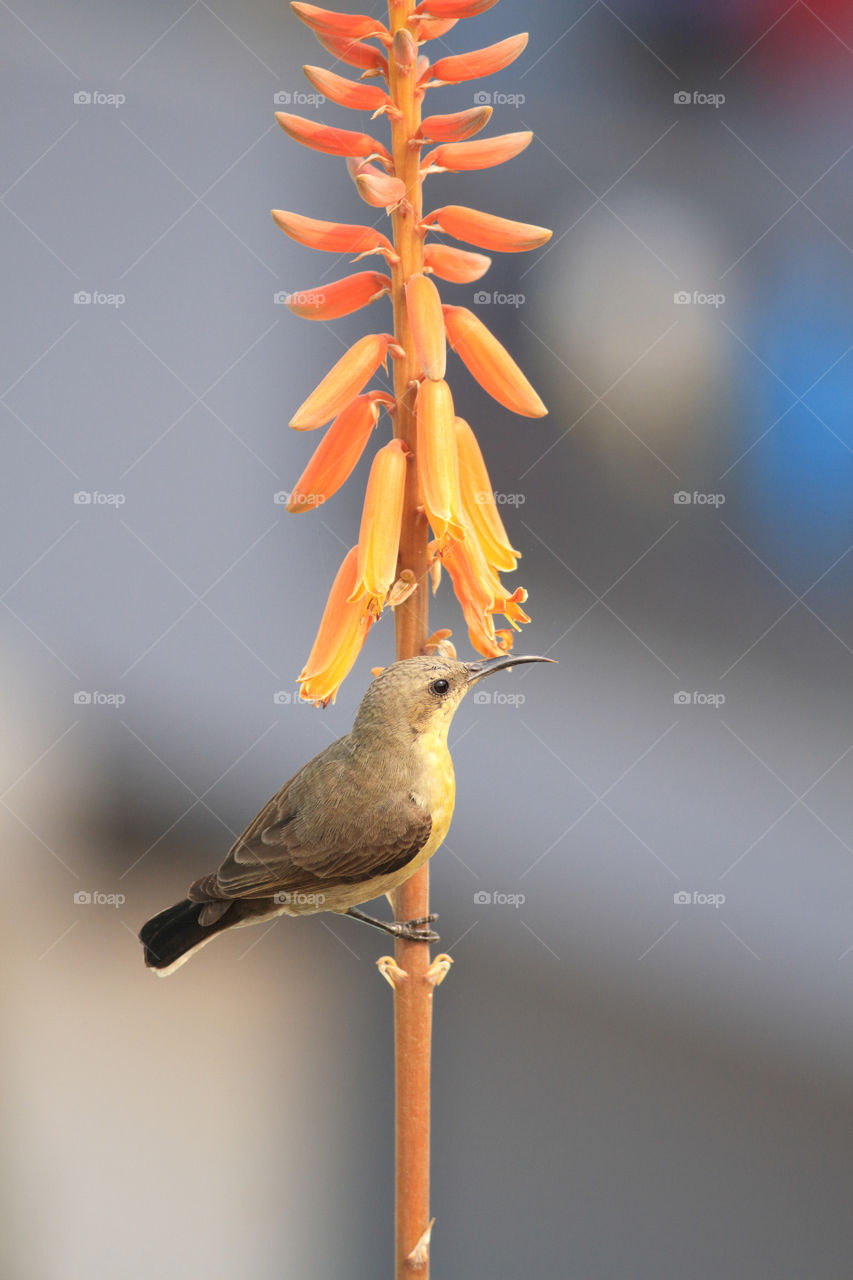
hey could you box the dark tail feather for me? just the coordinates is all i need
[139,897,234,976]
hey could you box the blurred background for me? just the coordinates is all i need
[4,0,853,1275]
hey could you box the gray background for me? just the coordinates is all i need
[4,0,853,1276]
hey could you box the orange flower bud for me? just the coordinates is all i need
[454,416,520,572]
[298,546,376,706]
[413,17,457,41]
[421,204,551,253]
[286,271,390,321]
[416,380,466,541]
[405,274,446,380]
[313,29,388,75]
[423,243,491,283]
[291,3,390,44]
[350,439,409,611]
[290,333,395,430]
[415,0,498,15]
[393,28,419,73]
[443,304,547,417]
[276,112,391,164]
[348,159,407,208]
[287,392,392,512]
[302,65,393,112]
[425,131,532,173]
[420,106,492,143]
[426,33,528,84]
[271,209,393,256]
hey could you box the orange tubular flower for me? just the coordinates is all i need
[290,333,396,430]
[424,131,532,173]
[425,33,529,85]
[298,547,376,706]
[276,113,392,164]
[290,3,390,44]
[302,64,393,112]
[405,274,446,380]
[443,304,547,417]
[347,158,407,208]
[419,106,492,143]
[286,271,390,321]
[313,29,388,75]
[350,439,409,612]
[271,210,394,256]
[423,243,491,283]
[416,379,466,541]
[454,416,520,572]
[413,17,457,41]
[287,392,393,513]
[415,0,498,15]
[421,204,552,252]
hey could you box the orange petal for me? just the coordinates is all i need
[291,3,390,44]
[298,546,376,705]
[416,379,466,541]
[271,209,393,255]
[302,65,393,111]
[350,438,408,610]
[413,18,457,41]
[454,416,520,572]
[421,204,551,253]
[348,159,407,208]
[423,243,491,283]
[406,274,446,380]
[443,304,547,417]
[424,132,532,173]
[286,271,390,321]
[287,392,391,511]
[420,106,492,143]
[276,112,391,164]
[313,30,388,75]
[290,333,394,430]
[415,0,498,15]
[426,33,528,84]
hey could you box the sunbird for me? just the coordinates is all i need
[139,653,552,975]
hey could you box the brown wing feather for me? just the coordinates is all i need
[188,737,432,903]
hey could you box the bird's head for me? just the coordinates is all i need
[352,653,554,746]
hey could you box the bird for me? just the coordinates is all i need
[139,652,552,975]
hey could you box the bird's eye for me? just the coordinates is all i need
[430,678,450,696]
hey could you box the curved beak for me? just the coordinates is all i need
[464,654,556,684]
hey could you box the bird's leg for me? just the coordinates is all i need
[345,906,439,943]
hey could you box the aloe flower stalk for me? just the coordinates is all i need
[276,0,551,707]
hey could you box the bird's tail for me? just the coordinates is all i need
[139,897,235,977]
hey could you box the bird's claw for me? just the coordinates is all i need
[393,913,439,943]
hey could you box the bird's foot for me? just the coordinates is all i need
[345,906,439,943]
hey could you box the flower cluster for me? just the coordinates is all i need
[276,0,551,704]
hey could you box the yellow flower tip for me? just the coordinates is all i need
[443,305,547,418]
[298,546,377,705]
[287,392,387,512]
[348,438,409,611]
[423,33,529,86]
[290,333,394,430]
[416,380,467,542]
[423,132,533,174]
[454,416,521,572]
[421,205,551,253]
[405,273,446,380]
[286,271,390,322]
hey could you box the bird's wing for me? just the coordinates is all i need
[188,741,432,902]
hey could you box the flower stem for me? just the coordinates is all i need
[387,4,435,1275]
